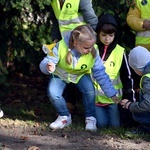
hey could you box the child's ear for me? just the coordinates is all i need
[74,41,77,47]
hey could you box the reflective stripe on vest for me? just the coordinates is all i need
[135,0,150,46]
[54,40,95,83]
[51,0,86,38]
[95,45,124,104]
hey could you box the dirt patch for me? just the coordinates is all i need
[0,119,150,150]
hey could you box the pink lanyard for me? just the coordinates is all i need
[101,45,108,61]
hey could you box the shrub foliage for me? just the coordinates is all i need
[0,0,135,85]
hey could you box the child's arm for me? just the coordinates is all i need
[120,53,136,102]
[79,0,98,30]
[126,3,145,31]
[120,76,150,112]
[39,45,59,75]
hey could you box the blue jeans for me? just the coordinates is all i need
[47,74,95,117]
[132,112,150,127]
[95,104,120,128]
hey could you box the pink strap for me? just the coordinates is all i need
[101,45,108,61]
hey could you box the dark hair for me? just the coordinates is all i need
[98,23,117,34]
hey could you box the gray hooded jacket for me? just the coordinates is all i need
[128,46,150,113]
[129,64,150,113]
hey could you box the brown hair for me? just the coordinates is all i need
[66,25,97,65]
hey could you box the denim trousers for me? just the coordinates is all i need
[47,74,95,117]
[132,112,150,127]
[95,104,120,128]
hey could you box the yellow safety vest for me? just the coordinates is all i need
[51,0,86,38]
[95,45,124,104]
[54,40,95,83]
[140,73,150,89]
[136,0,150,47]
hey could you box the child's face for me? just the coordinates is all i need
[74,39,95,54]
[99,31,115,46]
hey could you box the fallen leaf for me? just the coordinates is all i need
[20,136,28,140]
[27,146,40,150]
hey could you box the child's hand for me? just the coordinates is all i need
[120,99,132,109]
[143,20,150,30]
[111,96,120,104]
[47,62,55,73]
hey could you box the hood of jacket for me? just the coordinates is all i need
[96,13,118,33]
[128,46,150,72]
[96,13,118,61]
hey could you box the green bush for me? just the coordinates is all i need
[0,0,135,85]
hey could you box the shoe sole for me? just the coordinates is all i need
[50,121,72,130]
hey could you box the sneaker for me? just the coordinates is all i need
[50,114,72,130]
[85,116,97,131]
[0,108,4,118]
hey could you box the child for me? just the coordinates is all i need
[39,25,119,131]
[94,14,136,128]
[120,46,150,134]
[49,0,98,114]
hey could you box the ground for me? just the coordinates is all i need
[0,73,150,150]
[0,118,150,150]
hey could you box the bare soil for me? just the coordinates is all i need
[0,118,150,150]
[0,74,150,150]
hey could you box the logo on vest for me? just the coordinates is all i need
[81,64,87,69]
[66,3,72,8]
[141,0,147,5]
[110,61,115,67]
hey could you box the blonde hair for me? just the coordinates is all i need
[66,25,97,65]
